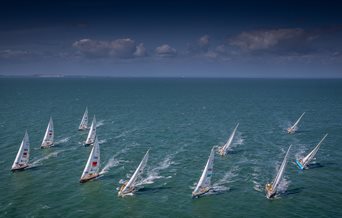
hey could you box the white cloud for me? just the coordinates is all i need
[155,44,177,57]
[0,49,31,59]
[72,38,147,59]
[134,43,147,57]
[229,28,305,51]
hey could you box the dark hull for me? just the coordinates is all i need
[79,175,99,183]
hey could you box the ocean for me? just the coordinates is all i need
[0,78,341,217]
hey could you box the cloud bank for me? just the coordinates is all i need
[72,38,147,59]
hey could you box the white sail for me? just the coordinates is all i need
[288,112,305,133]
[192,147,215,197]
[220,123,239,155]
[78,107,88,130]
[41,117,54,148]
[11,131,30,171]
[80,137,101,182]
[85,115,96,145]
[301,134,328,167]
[267,145,292,198]
[119,149,149,196]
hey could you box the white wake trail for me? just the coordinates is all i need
[29,150,63,168]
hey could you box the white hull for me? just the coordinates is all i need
[11,164,29,171]
[41,141,54,148]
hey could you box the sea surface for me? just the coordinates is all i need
[0,78,341,218]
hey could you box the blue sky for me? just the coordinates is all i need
[1,0,342,77]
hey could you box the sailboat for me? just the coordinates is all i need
[11,131,30,171]
[85,115,96,146]
[80,137,101,183]
[41,117,54,148]
[296,134,328,170]
[287,112,305,134]
[78,107,88,131]
[118,149,149,197]
[192,147,215,198]
[219,123,239,156]
[265,145,292,199]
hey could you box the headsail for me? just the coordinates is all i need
[192,147,215,197]
[11,131,30,171]
[78,107,88,131]
[80,137,101,183]
[301,134,328,168]
[219,123,239,156]
[118,149,149,196]
[288,112,305,133]
[85,115,96,145]
[266,145,292,198]
[41,117,54,148]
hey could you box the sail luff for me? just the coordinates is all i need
[193,147,215,195]
[291,112,305,130]
[85,115,96,144]
[221,123,239,154]
[121,150,149,194]
[271,145,292,193]
[80,137,100,181]
[79,107,88,130]
[302,134,328,166]
[41,117,54,147]
[12,131,30,170]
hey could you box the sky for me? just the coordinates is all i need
[0,0,342,78]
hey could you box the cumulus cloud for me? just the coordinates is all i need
[134,43,147,57]
[0,49,31,59]
[155,44,177,57]
[72,38,147,58]
[229,28,306,51]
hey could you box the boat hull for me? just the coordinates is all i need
[287,128,295,134]
[11,164,28,172]
[41,141,54,148]
[266,191,276,199]
[79,174,99,183]
[218,148,226,156]
[192,189,210,199]
[295,159,305,170]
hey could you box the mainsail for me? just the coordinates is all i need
[266,145,292,198]
[78,107,88,131]
[80,137,101,183]
[288,112,305,133]
[41,117,54,148]
[192,147,215,197]
[11,131,30,171]
[118,149,149,196]
[85,115,96,145]
[301,134,328,168]
[219,123,239,156]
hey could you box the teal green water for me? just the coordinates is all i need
[0,78,341,217]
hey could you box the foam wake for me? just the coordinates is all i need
[136,154,174,186]
[96,120,105,128]
[212,166,239,193]
[29,150,63,168]
[99,146,132,175]
[55,137,71,145]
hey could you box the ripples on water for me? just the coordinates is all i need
[1,78,342,217]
